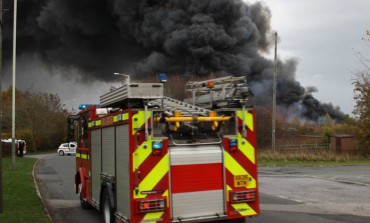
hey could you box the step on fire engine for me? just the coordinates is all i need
[70,75,259,223]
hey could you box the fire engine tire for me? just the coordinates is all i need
[102,188,114,223]
[58,150,64,156]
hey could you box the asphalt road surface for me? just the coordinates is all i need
[33,154,101,223]
[33,154,370,223]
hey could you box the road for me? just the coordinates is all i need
[33,154,101,223]
[33,154,370,223]
[250,166,370,223]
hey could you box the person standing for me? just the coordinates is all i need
[18,140,24,157]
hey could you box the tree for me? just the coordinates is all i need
[352,31,370,152]
[1,87,68,151]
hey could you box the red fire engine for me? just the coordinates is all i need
[70,75,259,223]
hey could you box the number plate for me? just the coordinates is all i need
[234,175,250,187]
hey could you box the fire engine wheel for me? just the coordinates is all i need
[102,188,114,223]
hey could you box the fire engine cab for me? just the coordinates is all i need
[70,75,259,223]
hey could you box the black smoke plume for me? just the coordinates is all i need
[2,0,345,121]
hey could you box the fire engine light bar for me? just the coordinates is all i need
[79,104,94,110]
[136,199,166,213]
[231,190,256,203]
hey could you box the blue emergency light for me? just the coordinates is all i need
[159,73,167,83]
[152,141,163,149]
[79,104,93,110]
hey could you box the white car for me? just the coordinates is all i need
[57,142,77,156]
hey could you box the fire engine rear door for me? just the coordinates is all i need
[169,145,225,220]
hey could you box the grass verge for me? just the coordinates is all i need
[0,157,50,223]
[259,150,370,166]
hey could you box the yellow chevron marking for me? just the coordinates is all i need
[141,211,164,223]
[162,190,169,207]
[237,110,254,131]
[237,133,256,164]
[224,151,256,189]
[133,137,153,170]
[132,111,151,135]
[231,203,257,216]
[135,154,169,199]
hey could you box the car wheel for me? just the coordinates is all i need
[102,188,114,223]
[58,150,64,156]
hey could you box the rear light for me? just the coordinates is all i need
[152,141,163,156]
[229,139,238,152]
[230,190,256,203]
[136,199,166,213]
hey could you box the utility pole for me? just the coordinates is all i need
[272,32,277,154]
[11,0,17,171]
[0,0,3,214]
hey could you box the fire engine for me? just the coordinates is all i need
[70,75,259,223]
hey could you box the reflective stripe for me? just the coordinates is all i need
[88,120,102,128]
[113,116,119,122]
[114,113,129,123]
[224,151,256,188]
[122,113,129,121]
[135,154,169,199]
[237,133,256,164]
[76,153,89,160]
[231,203,257,216]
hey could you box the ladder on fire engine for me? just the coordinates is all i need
[148,96,230,131]
[185,75,252,109]
[157,96,211,117]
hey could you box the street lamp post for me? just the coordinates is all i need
[0,0,3,213]
[272,32,278,154]
[11,0,18,171]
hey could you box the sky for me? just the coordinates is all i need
[248,0,370,115]
[2,0,369,116]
